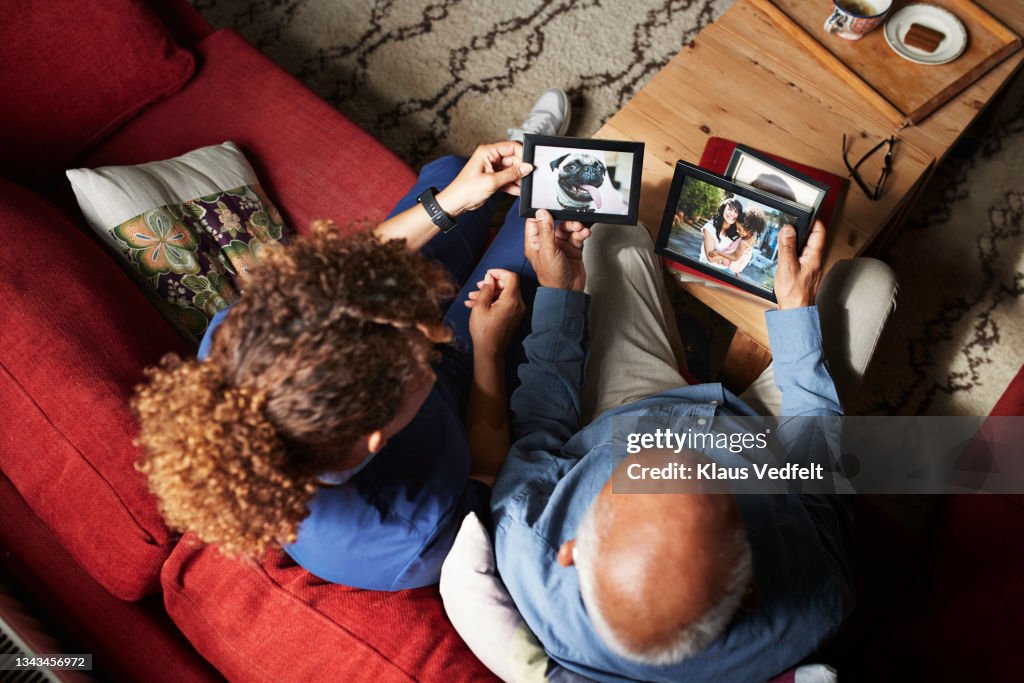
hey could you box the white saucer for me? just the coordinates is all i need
[884,4,968,65]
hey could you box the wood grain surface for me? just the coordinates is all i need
[771,0,1022,124]
[597,0,1022,349]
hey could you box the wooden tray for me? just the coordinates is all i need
[753,0,1022,125]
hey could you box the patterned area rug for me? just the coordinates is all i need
[193,0,729,163]
[193,0,1023,416]
[853,75,1024,416]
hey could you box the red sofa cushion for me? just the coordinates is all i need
[991,364,1024,416]
[0,0,195,183]
[162,538,498,682]
[0,472,222,682]
[0,178,189,600]
[81,29,417,235]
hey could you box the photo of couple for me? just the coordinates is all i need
[664,176,800,292]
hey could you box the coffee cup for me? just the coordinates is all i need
[824,0,892,40]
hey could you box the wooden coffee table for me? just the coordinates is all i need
[596,0,1022,385]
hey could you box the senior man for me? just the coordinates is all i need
[487,209,897,682]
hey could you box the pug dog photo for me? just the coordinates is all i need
[521,135,644,225]
[549,152,609,212]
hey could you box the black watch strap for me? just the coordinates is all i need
[416,186,457,233]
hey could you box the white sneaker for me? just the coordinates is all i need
[508,88,571,142]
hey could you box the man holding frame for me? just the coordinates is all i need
[443,205,900,680]
[520,135,644,225]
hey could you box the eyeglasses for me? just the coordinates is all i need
[842,134,895,201]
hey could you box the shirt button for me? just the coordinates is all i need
[709,400,719,406]
[697,418,708,426]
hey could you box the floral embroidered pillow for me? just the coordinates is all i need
[67,142,288,343]
[110,184,286,338]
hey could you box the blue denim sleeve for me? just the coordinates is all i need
[493,288,589,513]
[509,288,589,443]
[764,306,842,417]
[767,307,854,594]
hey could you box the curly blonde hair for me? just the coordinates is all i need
[134,223,455,558]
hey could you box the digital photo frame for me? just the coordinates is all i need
[656,160,812,303]
[520,135,644,225]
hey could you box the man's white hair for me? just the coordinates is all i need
[574,499,753,666]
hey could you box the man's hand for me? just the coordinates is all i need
[438,142,534,215]
[774,220,826,309]
[524,209,591,291]
[466,269,526,357]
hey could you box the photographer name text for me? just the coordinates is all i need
[626,461,825,482]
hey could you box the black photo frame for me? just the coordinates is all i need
[520,135,644,225]
[724,144,829,223]
[656,161,812,304]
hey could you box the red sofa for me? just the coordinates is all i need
[0,1,494,680]
[836,364,1024,682]
[2,1,1022,682]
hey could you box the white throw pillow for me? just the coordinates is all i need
[440,513,595,683]
[67,142,258,238]
[66,142,288,342]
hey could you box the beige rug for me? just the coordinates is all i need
[193,0,1024,416]
[852,74,1024,416]
[193,0,729,163]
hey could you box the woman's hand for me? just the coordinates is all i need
[465,269,522,484]
[438,142,534,216]
[373,142,532,250]
[466,269,526,357]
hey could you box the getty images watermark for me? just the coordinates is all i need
[607,415,1024,495]
[624,427,824,483]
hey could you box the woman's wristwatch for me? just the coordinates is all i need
[417,187,457,233]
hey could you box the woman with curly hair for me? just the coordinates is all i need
[134,135,588,590]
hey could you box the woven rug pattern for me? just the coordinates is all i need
[194,0,1023,416]
[852,76,1024,416]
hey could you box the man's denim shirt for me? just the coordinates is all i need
[491,288,854,683]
